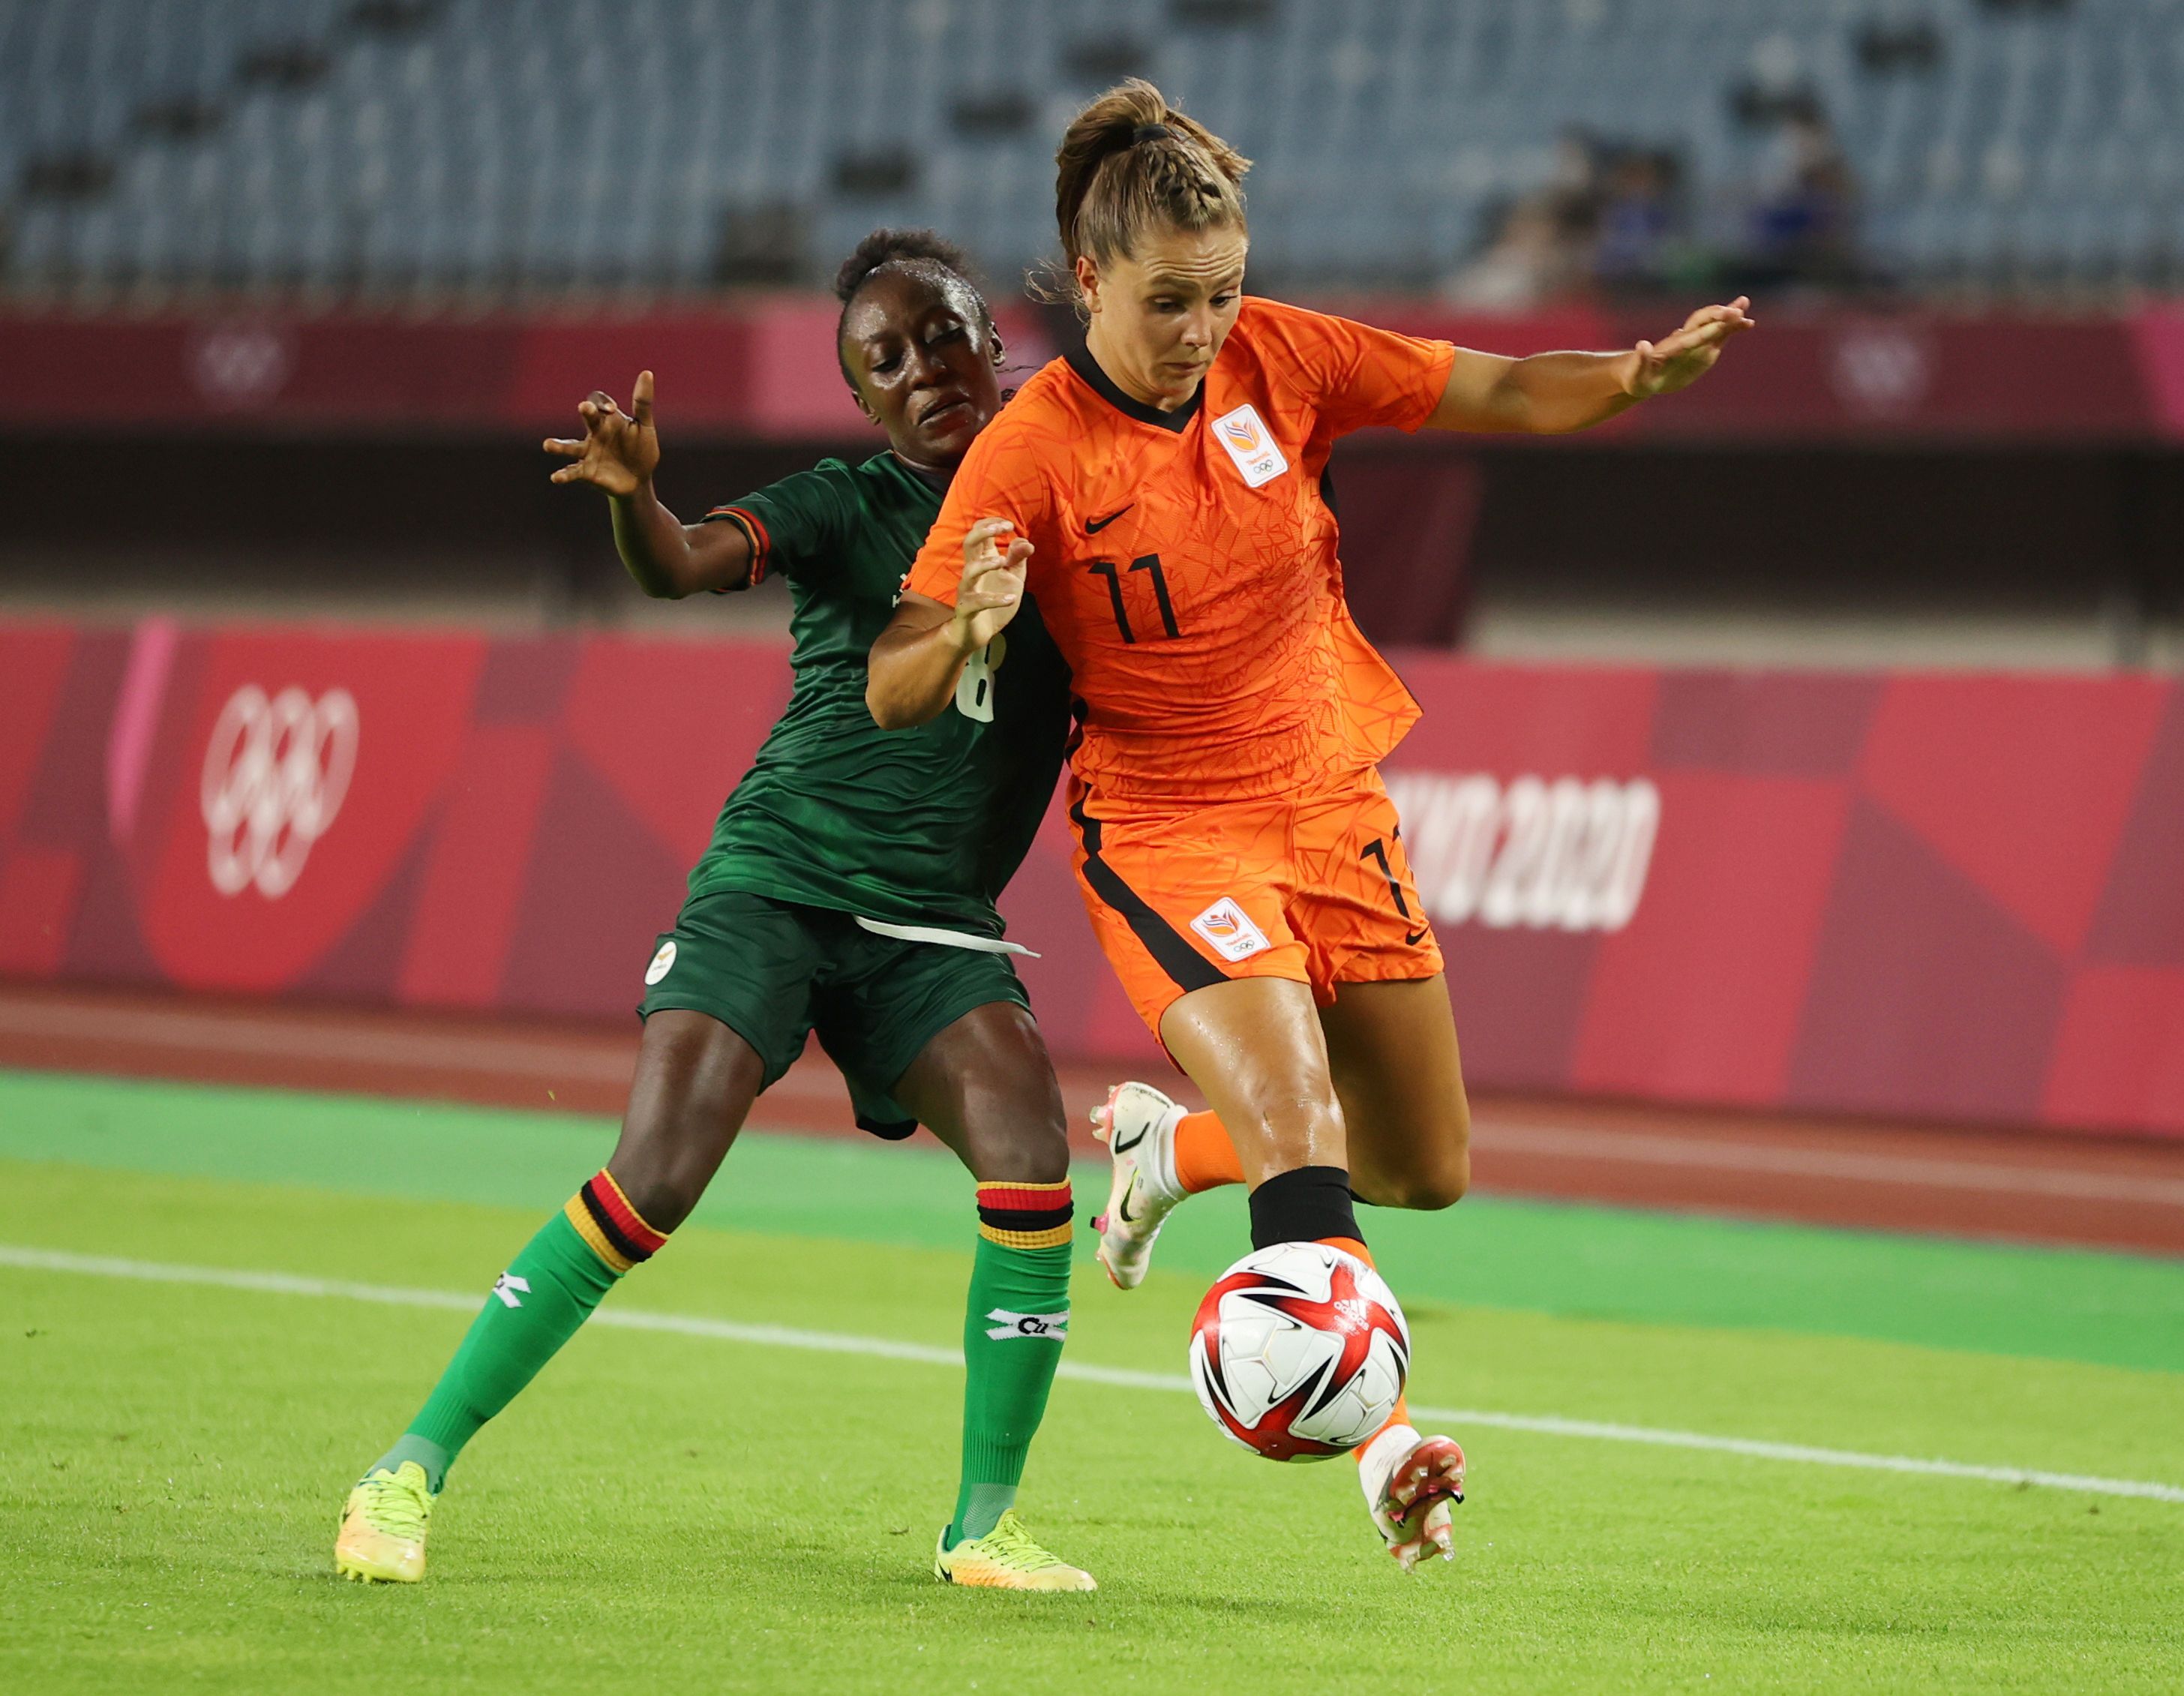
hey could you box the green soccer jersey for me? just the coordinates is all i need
[686,451,1071,940]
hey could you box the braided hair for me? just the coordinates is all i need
[1052,80,1250,275]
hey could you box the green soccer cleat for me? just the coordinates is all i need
[334,1460,436,1583]
[933,1511,1096,1592]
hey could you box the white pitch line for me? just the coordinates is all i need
[1418,1409,2184,1502]
[1476,1123,2184,1209]
[6,1243,2180,1507]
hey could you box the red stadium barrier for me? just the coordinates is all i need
[4,617,2180,1136]
[2,302,1054,440]
[7,305,2181,444]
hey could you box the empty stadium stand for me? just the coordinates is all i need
[2,0,2179,297]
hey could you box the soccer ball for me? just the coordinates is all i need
[1187,1241,1411,1462]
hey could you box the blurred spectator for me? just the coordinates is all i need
[1591,146,1684,296]
[1441,198,1588,310]
[1732,104,1862,292]
[1541,126,1607,247]
[1440,127,1600,310]
[1445,131,1704,308]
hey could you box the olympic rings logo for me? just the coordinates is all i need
[199,684,360,899]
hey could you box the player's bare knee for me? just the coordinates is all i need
[1448,1091,1473,1151]
[602,1152,704,1236]
[1241,1092,1347,1166]
[1405,1159,1469,1211]
[1352,1145,1468,1211]
[1015,1124,1074,1187]
[604,1113,734,1235]
[962,1107,1071,1185]
[1391,1098,1470,1209]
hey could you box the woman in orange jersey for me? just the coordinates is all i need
[868,80,1752,1568]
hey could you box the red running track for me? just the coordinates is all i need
[3,983,2180,1258]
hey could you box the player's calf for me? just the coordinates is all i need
[335,1169,672,1581]
[1351,1154,1470,1212]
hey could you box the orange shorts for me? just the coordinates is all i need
[1069,769,1444,1041]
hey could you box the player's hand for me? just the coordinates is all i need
[1622,299,1756,399]
[543,371,662,496]
[950,518,1029,653]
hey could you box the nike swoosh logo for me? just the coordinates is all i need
[1405,929,1428,946]
[1112,1126,1146,1154]
[1118,1178,1138,1223]
[1085,505,1134,534]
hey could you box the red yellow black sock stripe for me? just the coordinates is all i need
[563,1170,669,1274]
[976,1178,1072,1250]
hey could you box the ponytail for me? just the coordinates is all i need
[1052,79,1250,281]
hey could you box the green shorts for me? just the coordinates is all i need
[637,888,1030,1138]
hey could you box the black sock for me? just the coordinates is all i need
[1247,1165,1363,1249]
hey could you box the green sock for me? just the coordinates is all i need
[370,1433,453,1491]
[951,1191,1074,1544]
[370,1175,663,1489]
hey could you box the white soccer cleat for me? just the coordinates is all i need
[1088,1081,1187,1290]
[1359,1424,1466,1571]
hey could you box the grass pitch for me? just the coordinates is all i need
[4,1073,2182,1694]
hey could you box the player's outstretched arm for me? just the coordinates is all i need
[1427,299,1756,435]
[542,371,751,598]
[867,518,1030,729]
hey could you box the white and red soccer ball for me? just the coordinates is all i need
[1188,1241,1411,1461]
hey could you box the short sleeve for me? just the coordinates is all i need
[904,413,1058,608]
[1252,299,1456,437]
[700,461,856,590]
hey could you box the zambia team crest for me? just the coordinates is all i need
[1211,403,1288,488]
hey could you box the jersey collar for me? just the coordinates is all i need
[1064,344,1203,434]
[881,451,955,498]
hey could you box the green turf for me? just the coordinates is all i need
[4,1069,2182,1372]
[3,1072,2182,1693]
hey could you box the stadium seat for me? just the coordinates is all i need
[2,0,2179,297]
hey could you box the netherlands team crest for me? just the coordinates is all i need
[1211,403,1288,488]
[1191,896,1272,962]
[1219,411,1263,453]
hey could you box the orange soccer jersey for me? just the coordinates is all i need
[905,296,1456,807]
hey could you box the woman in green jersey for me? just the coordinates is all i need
[335,233,1095,1592]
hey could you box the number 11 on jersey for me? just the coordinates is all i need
[1088,554,1181,645]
